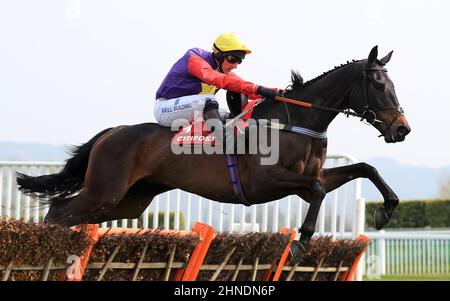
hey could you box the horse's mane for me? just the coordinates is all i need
[286,59,363,91]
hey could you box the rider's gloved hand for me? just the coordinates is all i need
[256,86,282,99]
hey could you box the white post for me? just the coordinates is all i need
[219,203,224,232]
[318,198,326,234]
[240,205,245,233]
[0,168,3,217]
[15,187,21,220]
[262,203,268,232]
[331,190,338,239]
[230,204,234,232]
[251,205,257,232]
[286,196,291,228]
[197,196,202,223]
[23,167,30,222]
[143,206,149,229]
[273,200,279,232]
[186,194,191,231]
[24,195,31,222]
[207,199,212,226]
[153,195,159,229]
[354,196,366,281]
[377,230,386,275]
[353,177,363,235]
[164,193,170,230]
[296,197,302,229]
[340,183,348,238]
[6,169,13,218]
[175,190,180,230]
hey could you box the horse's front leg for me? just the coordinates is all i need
[321,162,399,230]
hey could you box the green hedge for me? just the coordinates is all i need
[365,199,450,229]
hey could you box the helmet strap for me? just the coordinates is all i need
[213,52,225,73]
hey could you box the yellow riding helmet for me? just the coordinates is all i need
[212,32,252,54]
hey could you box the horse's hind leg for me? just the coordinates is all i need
[46,130,157,225]
[110,182,172,220]
[45,160,137,225]
[44,189,117,226]
[321,162,399,230]
[289,181,327,263]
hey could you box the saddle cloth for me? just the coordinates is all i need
[171,99,260,146]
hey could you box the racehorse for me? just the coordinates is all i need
[17,46,410,261]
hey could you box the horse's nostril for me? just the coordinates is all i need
[397,126,410,137]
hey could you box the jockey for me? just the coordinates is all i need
[154,32,280,131]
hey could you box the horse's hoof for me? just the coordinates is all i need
[289,240,308,263]
[374,207,390,230]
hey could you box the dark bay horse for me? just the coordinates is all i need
[17,46,410,261]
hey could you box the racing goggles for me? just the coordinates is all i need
[225,55,243,64]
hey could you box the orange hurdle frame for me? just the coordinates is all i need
[68,222,214,281]
[65,224,368,281]
[340,234,370,281]
[262,227,296,281]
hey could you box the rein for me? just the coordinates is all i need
[224,65,404,140]
[273,95,377,122]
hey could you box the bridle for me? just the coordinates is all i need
[360,66,405,137]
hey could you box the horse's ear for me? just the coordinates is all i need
[379,50,393,66]
[368,45,378,64]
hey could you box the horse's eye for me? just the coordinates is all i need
[374,83,385,91]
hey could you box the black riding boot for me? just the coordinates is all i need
[203,99,233,153]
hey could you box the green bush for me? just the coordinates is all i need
[365,199,450,229]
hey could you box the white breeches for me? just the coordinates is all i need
[154,94,226,127]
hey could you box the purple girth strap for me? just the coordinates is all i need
[225,155,251,206]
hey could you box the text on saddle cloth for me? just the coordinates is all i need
[171,120,250,146]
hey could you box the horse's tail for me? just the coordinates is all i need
[16,127,113,204]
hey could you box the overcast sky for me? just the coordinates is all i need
[1,0,449,168]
